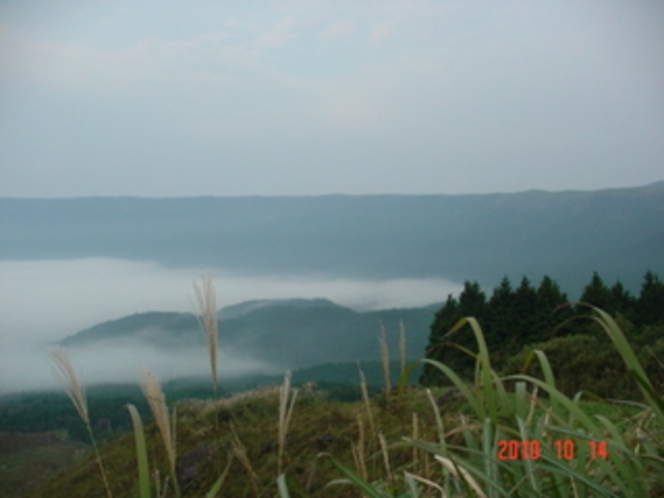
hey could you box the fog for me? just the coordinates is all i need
[1,341,277,395]
[0,258,460,394]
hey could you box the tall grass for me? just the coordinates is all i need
[194,274,219,396]
[139,369,181,497]
[49,346,113,498]
[323,306,664,497]
[278,370,298,475]
[125,403,150,498]
[44,302,664,497]
[357,361,376,434]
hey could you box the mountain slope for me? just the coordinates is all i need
[58,299,440,368]
[2,183,663,293]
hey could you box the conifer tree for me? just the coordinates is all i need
[636,270,664,325]
[533,275,570,341]
[420,281,486,385]
[580,272,614,311]
[512,276,538,342]
[420,294,459,385]
[609,281,635,319]
[487,276,515,349]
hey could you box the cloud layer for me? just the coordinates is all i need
[0,258,460,393]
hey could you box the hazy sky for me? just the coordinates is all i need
[1,1,663,197]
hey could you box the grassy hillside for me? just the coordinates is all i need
[25,308,664,497]
[0,432,88,498]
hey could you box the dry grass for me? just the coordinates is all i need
[278,371,298,475]
[49,347,89,426]
[351,413,368,481]
[356,361,376,434]
[193,384,283,416]
[230,423,260,495]
[139,369,180,497]
[193,274,219,396]
[48,346,113,498]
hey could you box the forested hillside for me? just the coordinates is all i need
[2,183,663,292]
[59,299,439,369]
[421,270,664,399]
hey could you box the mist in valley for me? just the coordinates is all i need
[0,258,460,395]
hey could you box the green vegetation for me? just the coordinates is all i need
[0,432,87,498]
[59,300,439,371]
[48,347,113,497]
[421,271,664,395]
[29,305,664,497]
[6,271,663,496]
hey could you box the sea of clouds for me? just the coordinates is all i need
[0,258,461,393]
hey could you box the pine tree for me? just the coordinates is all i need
[533,275,570,341]
[609,281,635,320]
[420,281,486,385]
[636,270,664,325]
[420,294,459,385]
[580,272,614,311]
[487,276,515,349]
[511,276,538,342]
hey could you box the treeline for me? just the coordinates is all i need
[420,271,664,397]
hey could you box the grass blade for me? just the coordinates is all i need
[322,453,388,498]
[126,404,150,498]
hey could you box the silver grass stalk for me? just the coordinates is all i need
[356,361,375,434]
[139,368,180,497]
[49,347,113,498]
[194,274,218,396]
[278,370,298,475]
[379,433,393,481]
[356,413,368,480]
[230,423,260,495]
[49,346,89,425]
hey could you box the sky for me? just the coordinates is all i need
[1,0,663,197]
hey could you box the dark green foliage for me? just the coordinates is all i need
[0,382,228,444]
[579,272,635,318]
[636,270,664,326]
[421,275,570,385]
[421,271,662,388]
[503,331,664,399]
[420,283,487,385]
[580,272,616,311]
[504,335,630,398]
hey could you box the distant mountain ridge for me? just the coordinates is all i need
[59,299,440,368]
[2,183,663,293]
[219,298,339,320]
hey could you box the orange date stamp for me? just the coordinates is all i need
[497,439,609,461]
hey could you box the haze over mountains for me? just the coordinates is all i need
[59,298,439,369]
[1,183,662,393]
[2,182,663,293]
